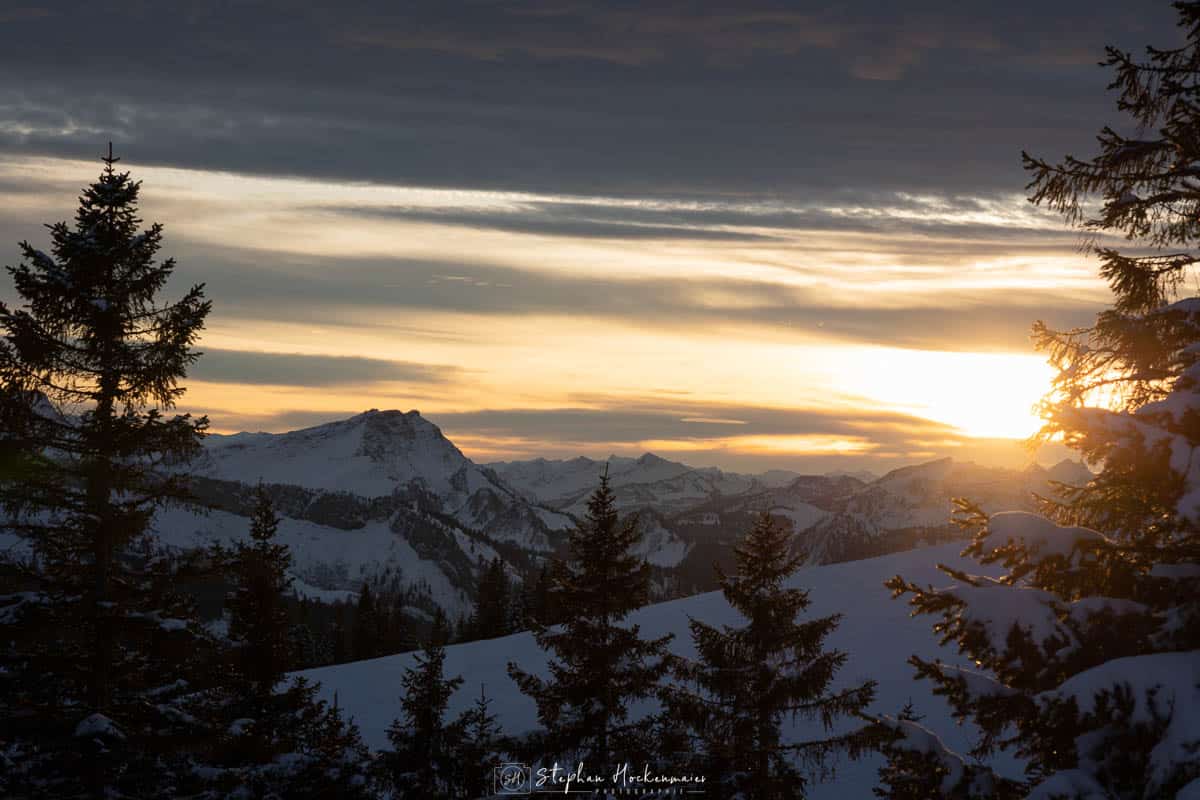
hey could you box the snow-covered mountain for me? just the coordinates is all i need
[298,542,1022,798]
[487,453,811,574]
[487,452,793,515]
[197,409,573,550]
[492,451,1091,579]
[791,457,1092,564]
[146,410,578,616]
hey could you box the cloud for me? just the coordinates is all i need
[0,163,1106,357]
[203,397,961,456]
[190,348,460,387]
[0,2,1182,200]
[314,194,1085,244]
[168,243,1101,353]
[199,407,367,434]
[316,204,780,241]
[433,399,959,445]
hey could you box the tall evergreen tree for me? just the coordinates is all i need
[667,514,876,800]
[381,611,465,797]
[507,469,674,772]
[880,5,1200,796]
[0,149,215,797]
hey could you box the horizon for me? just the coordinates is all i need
[0,1,1175,473]
[207,404,1078,476]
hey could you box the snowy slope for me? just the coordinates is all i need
[299,542,1021,798]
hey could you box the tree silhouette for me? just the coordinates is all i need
[669,514,876,799]
[508,469,673,772]
[0,149,217,796]
[881,5,1200,796]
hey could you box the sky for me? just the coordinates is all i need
[0,1,1185,473]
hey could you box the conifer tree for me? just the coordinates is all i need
[520,561,557,627]
[289,600,322,669]
[0,149,216,797]
[458,683,505,799]
[352,581,380,660]
[880,5,1200,796]
[868,701,1016,800]
[381,610,466,797]
[203,485,375,798]
[507,469,674,771]
[332,604,349,664]
[668,514,876,800]
[470,556,512,640]
[382,592,414,654]
[871,703,930,800]
[226,483,293,697]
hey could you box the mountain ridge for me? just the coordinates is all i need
[3,407,1086,625]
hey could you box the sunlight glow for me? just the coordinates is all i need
[836,348,1054,440]
[0,156,1071,467]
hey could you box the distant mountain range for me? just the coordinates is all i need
[1,407,1094,619]
[489,444,1091,592]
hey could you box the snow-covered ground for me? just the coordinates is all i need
[298,541,1022,797]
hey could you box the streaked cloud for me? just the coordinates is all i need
[0,3,1181,199]
[315,204,781,242]
[431,400,957,445]
[190,348,461,387]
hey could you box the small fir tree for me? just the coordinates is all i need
[332,604,349,664]
[520,561,558,627]
[226,483,293,697]
[469,556,512,640]
[507,468,674,772]
[381,611,466,797]
[382,591,414,654]
[668,514,876,800]
[352,581,381,660]
[199,459,374,797]
[202,674,375,800]
[868,701,1014,800]
[457,683,505,799]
